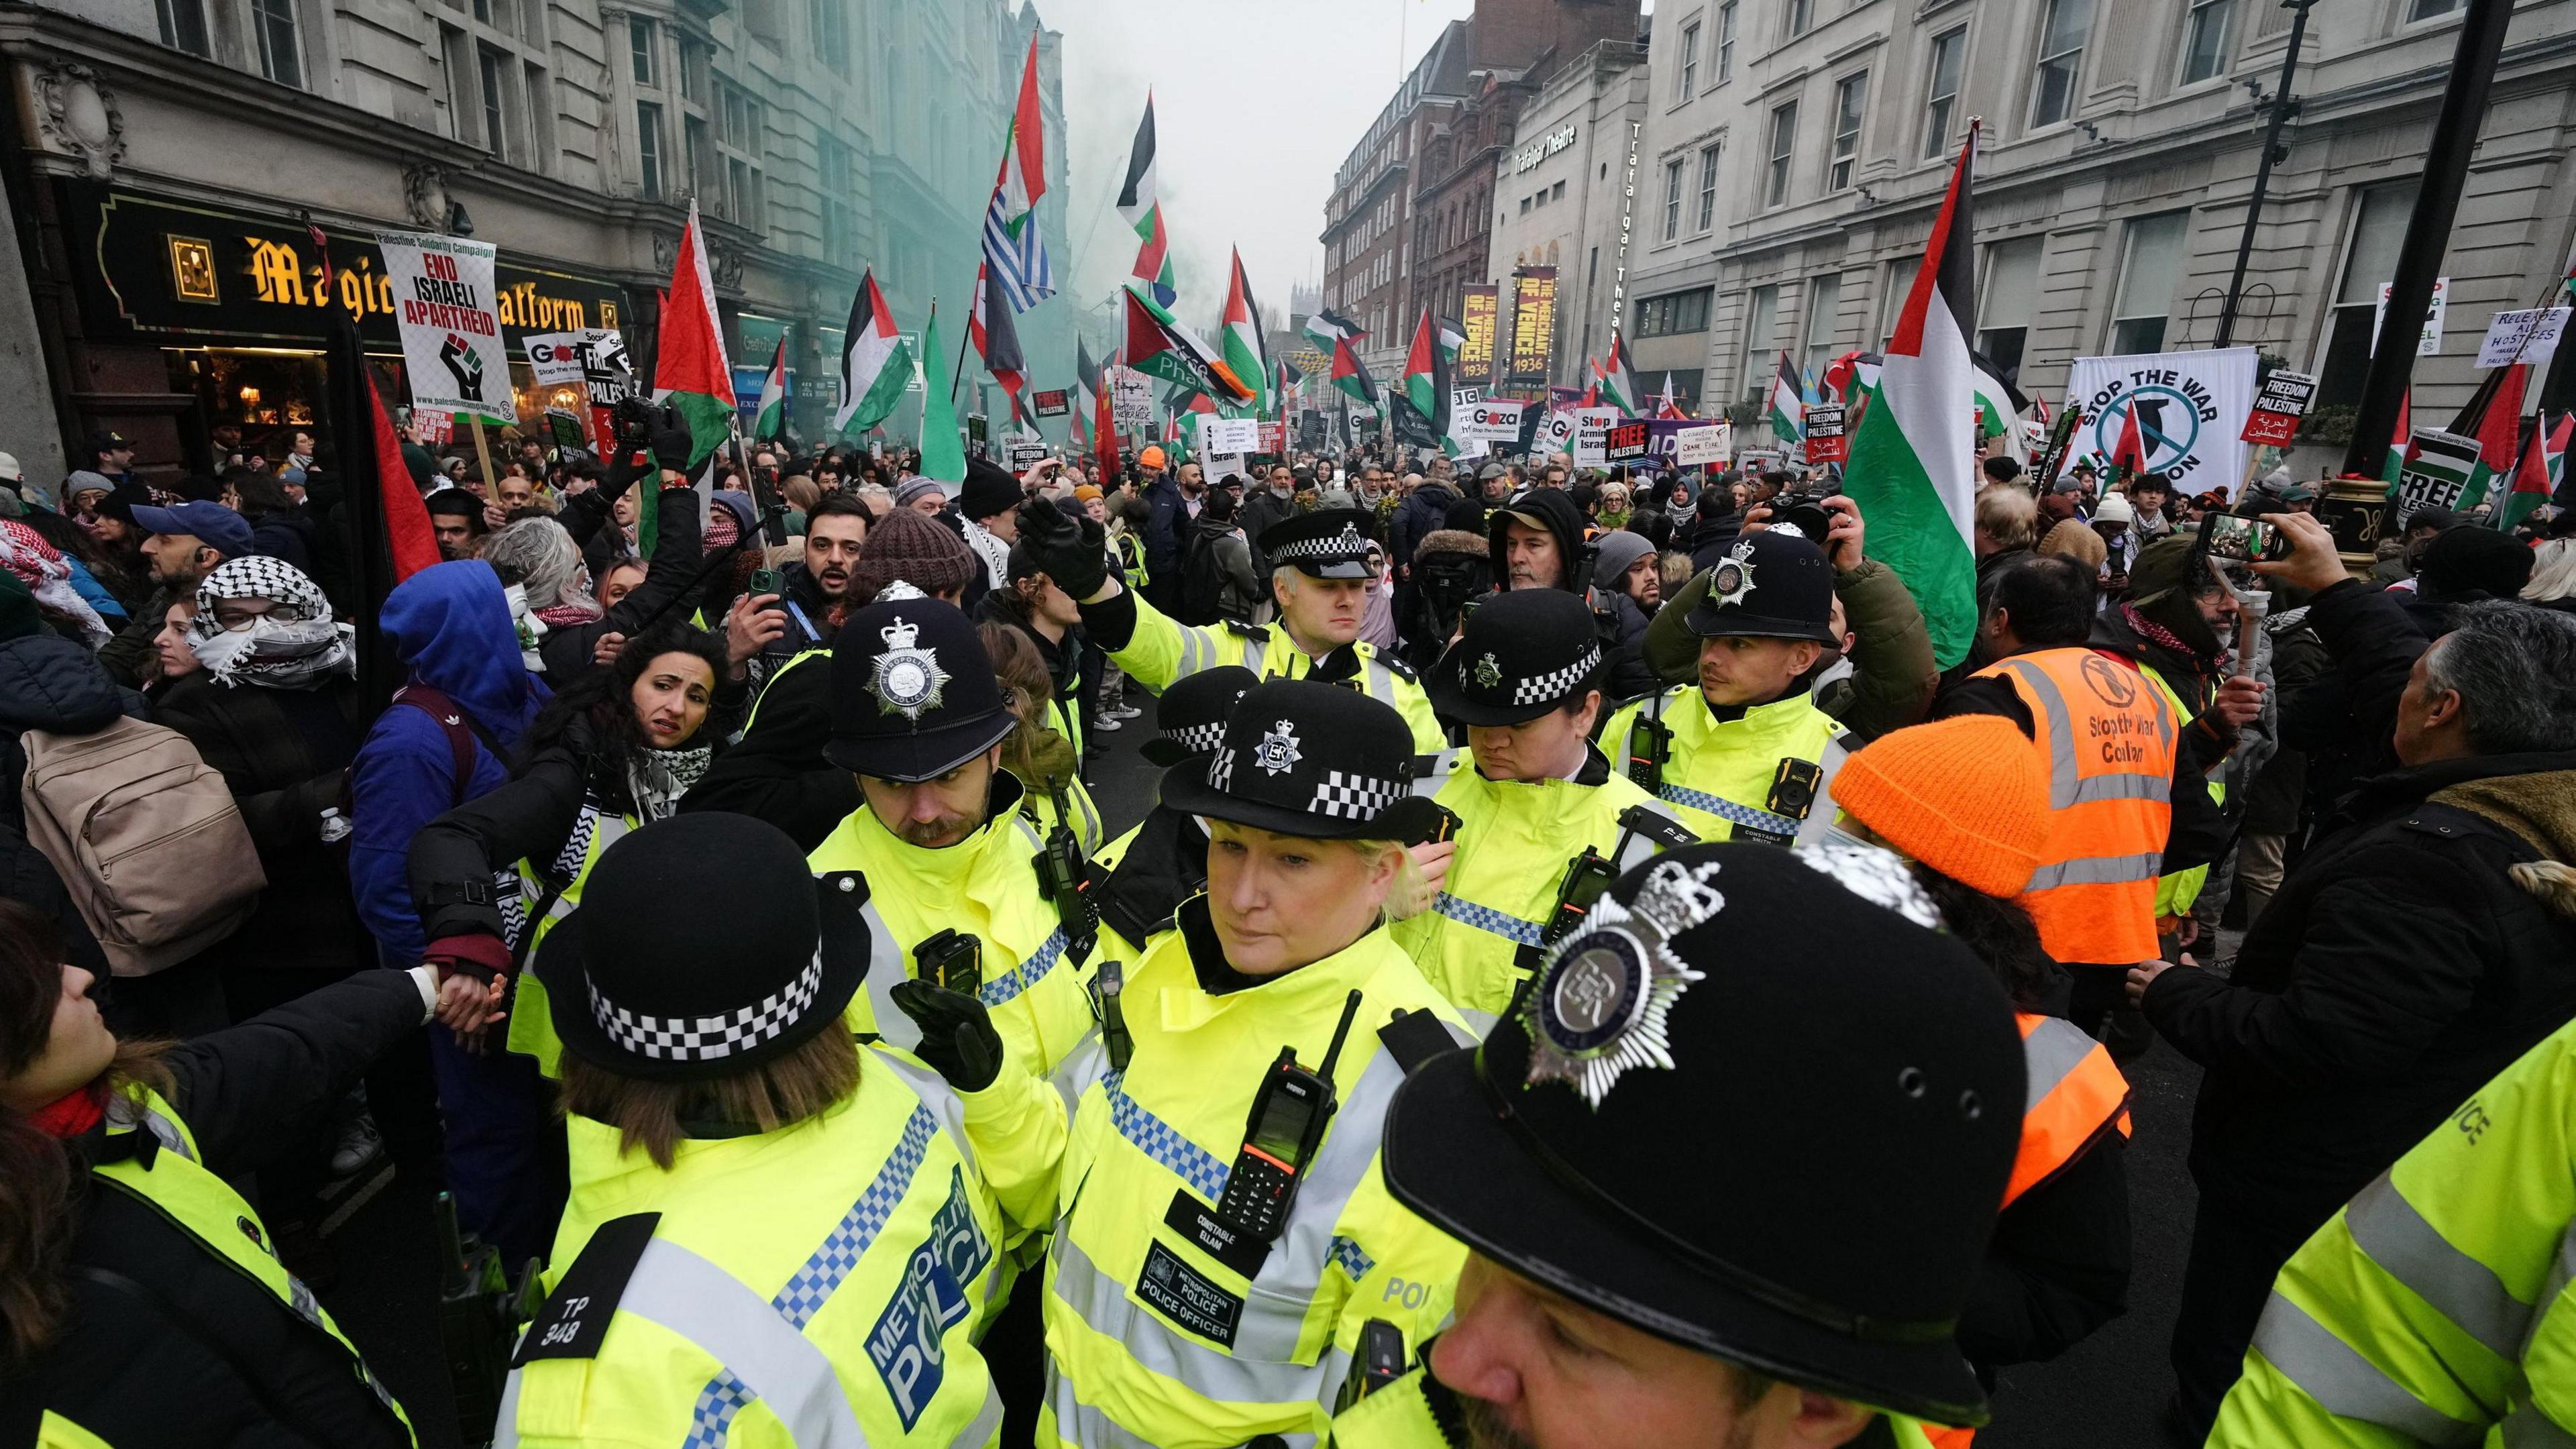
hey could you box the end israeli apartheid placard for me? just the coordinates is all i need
[2059,347,2257,494]
[378,231,517,423]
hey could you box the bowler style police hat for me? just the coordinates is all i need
[1139,665,1260,767]
[824,599,1016,782]
[1159,679,1442,843]
[1682,529,1838,645]
[1425,588,1603,727]
[1260,508,1379,580]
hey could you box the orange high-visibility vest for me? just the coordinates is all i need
[1924,1014,2133,1449]
[1974,648,2176,966]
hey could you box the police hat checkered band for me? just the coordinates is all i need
[1511,644,1602,706]
[1208,746,1238,793]
[1164,720,1227,755]
[587,953,825,1061]
[1311,769,1404,820]
[1270,524,1368,565]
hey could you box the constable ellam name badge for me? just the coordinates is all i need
[871,615,949,721]
[1523,858,1721,1108]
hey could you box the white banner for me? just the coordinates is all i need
[2376,278,2449,358]
[378,231,516,422]
[1202,451,1248,482]
[524,331,588,388]
[1572,407,1620,467]
[1199,417,1261,455]
[1536,409,1578,458]
[1450,398,1525,445]
[1670,425,1727,468]
[1111,370,1152,428]
[2059,347,2259,495]
[2477,307,2569,368]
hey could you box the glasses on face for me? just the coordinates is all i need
[211,600,275,632]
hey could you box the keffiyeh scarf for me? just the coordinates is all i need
[0,521,108,646]
[190,554,356,688]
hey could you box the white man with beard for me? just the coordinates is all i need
[1487,486,1658,699]
[1018,500,1447,750]
[1331,839,2027,1449]
[1393,589,1697,1030]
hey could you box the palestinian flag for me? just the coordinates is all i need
[752,337,788,442]
[1330,332,1379,405]
[1116,95,1176,307]
[1124,283,1253,403]
[2457,363,2530,515]
[1767,352,1805,443]
[1970,349,2025,453]
[647,200,733,554]
[2500,410,2565,530]
[1401,309,1440,425]
[1071,339,1099,451]
[1438,315,1466,362]
[1655,373,1688,420]
[1305,307,1364,358]
[1597,333,1638,415]
[917,305,966,484]
[1274,355,1303,421]
[2383,389,2412,493]
[2108,398,2150,484]
[834,270,911,436]
[972,258,1028,420]
[1221,248,1270,415]
[1843,121,1982,669]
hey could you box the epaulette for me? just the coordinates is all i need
[1221,620,1270,641]
[1375,651,1419,684]
[1615,805,1701,851]
[513,1212,661,1365]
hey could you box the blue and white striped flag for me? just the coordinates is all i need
[982,187,1053,314]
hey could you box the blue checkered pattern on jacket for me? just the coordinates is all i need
[1330,1234,1376,1282]
[1104,1069,1230,1201]
[978,926,1069,1009]
[1433,892,1544,947]
[1658,783,1799,837]
[682,1371,755,1449]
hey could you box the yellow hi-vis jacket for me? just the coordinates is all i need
[2143,664,2225,922]
[2208,1015,2576,1448]
[1102,588,1446,753]
[1330,1364,1950,1447]
[953,902,1475,1447]
[1389,744,1692,1030]
[504,797,635,1078]
[807,783,1095,1081]
[500,1046,1026,1448]
[1595,685,1848,845]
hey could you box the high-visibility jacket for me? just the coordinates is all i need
[36,1412,110,1449]
[2207,1016,2576,1448]
[1105,589,1445,752]
[1389,745,1690,1030]
[2142,664,2225,924]
[504,797,635,1077]
[89,1087,417,1444]
[953,903,1475,1447]
[1332,1365,1949,1448]
[808,788,1095,1081]
[1973,649,2176,966]
[1595,685,1847,845]
[1115,531,1149,590]
[500,1048,1018,1448]
[2006,1012,2133,1205]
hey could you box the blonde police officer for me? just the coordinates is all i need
[500,813,1030,1448]
[1597,530,1851,845]
[1016,500,1446,752]
[1395,589,1697,1030]
[890,680,1476,1448]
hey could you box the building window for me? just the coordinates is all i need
[1741,284,1778,400]
[718,85,765,229]
[1519,195,1532,215]
[1874,254,1921,344]
[1827,73,1866,191]
[1696,144,1721,232]
[1677,19,1701,99]
[1765,102,1798,208]
[1803,274,1841,374]
[2316,179,2421,407]
[1663,157,1686,241]
[1717,1,1737,82]
[2180,0,2235,84]
[524,61,554,170]
[1977,236,2043,385]
[1786,0,1811,38]
[480,46,508,158]
[1534,187,1548,209]
[252,0,301,86]
[2031,0,2094,128]
[1923,27,1965,160]
[629,16,655,85]
[819,133,857,262]
[2109,210,2189,354]
[2407,0,2461,16]
[810,0,847,70]
[156,0,211,56]
[1552,180,1564,202]
[636,100,665,198]
[679,38,703,102]
[1635,288,1713,337]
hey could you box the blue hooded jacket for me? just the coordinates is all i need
[347,561,548,966]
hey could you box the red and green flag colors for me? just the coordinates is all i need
[2457,363,2530,516]
[2108,399,2150,484]
[916,305,965,484]
[1221,248,1270,415]
[1767,352,1805,443]
[1843,120,1982,669]
[2383,388,2412,492]
[1596,333,1638,415]
[2500,410,2567,530]
[1402,309,1440,425]
[752,336,787,442]
[980,34,1053,311]
[645,200,733,555]
[971,258,1027,421]
[1116,95,1175,307]
[1123,283,1254,405]
[1330,331,1379,406]
[833,269,911,436]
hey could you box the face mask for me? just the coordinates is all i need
[503,582,547,671]
[189,612,353,687]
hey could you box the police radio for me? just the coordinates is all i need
[1516,846,1623,973]
[1093,958,1134,1072]
[1032,784,1099,962]
[913,928,983,996]
[435,1189,535,1447]
[1216,989,1363,1242]
[1625,708,1671,792]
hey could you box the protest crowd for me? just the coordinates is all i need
[9,66,2576,1449]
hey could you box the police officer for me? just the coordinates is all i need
[500,813,1021,1447]
[1395,589,1695,1029]
[898,680,1474,1448]
[806,598,1095,1079]
[1016,499,1446,751]
[1597,529,1851,844]
[1087,665,1260,961]
[1334,839,2029,1448]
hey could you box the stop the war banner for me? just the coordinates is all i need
[378,231,517,423]
[2058,346,2257,494]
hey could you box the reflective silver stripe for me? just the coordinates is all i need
[1365,657,1395,705]
[949,1381,1006,1449]
[619,1237,869,1449]
[108,1097,194,1161]
[1460,1007,1499,1038]
[2526,1223,2576,1360]
[493,1358,525,1448]
[2250,1291,2483,1446]
[1042,1358,1320,1449]
[869,1048,983,1182]
[1050,1232,1329,1403]
[2023,853,2164,890]
[1998,659,2081,809]
[2345,1173,2534,1363]
[1243,633,1266,671]
[2504,1400,2576,1448]
[2071,772,2172,804]
[1051,1032,1112,1124]
[1409,748,1462,798]
[2021,1017,2100,1114]
[1794,735,1851,847]
[857,899,924,1052]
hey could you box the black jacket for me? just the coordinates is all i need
[677,654,855,853]
[1960,1130,2131,1373]
[244,508,319,576]
[1238,488,1302,572]
[2087,604,2237,876]
[3,971,425,1449]
[1387,482,1459,578]
[2143,748,2576,1228]
[537,485,708,682]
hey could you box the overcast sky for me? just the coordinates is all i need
[1037,0,1481,327]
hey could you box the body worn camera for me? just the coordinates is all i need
[913,928,982,997]
[1093,959,1132,1071]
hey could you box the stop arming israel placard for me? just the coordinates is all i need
[2059,347,2257,494]
[378,231,517,423]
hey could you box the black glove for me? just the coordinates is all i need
[646,403,696,475]
[888,979,1004,1093]
[1016,499,1109,601]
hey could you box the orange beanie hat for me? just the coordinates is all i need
[1832,715,2049,897]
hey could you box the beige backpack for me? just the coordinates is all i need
[21,714,267,976]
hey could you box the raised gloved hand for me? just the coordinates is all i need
[646,403,698,476]
[1014,499,1109,601]
[888,979,1004,1092]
